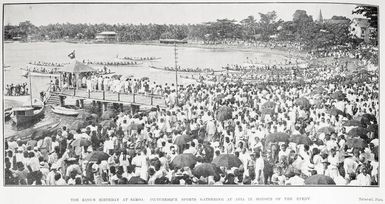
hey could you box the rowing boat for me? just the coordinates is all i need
[149,66,223,73]
[51,105,81,116]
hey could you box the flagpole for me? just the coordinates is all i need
[29,71,33,106]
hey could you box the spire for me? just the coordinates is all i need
[318,9,323,22]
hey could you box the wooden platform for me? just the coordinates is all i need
[57,89,166,108]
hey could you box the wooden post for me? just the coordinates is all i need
[88,90,91,98]
[79,99,84,109]
[133,93,136,103]
[120,103,124,112]
[75,100,80,107]
[118,92,120,101]
[103,91,105,100]
[59,96,66,107]
[103,102,108,112]
[151,93,153,106]
[97,101,102,112]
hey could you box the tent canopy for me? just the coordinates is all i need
[61,60,97,73]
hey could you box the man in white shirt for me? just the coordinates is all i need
[357,167,371,186]
[254,151,264,184]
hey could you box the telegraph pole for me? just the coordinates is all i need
[174,42,178,105]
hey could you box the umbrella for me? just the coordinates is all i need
[77,112,92,120]
[128,176,147,184]
[90,113,99,119]
[261,101,276,110]
[128,122,143,131]
[71,138,91,147]
[343,120,363,127]
[111,74,123,79]
[327,107,344,116]
[290,134,312,145]
[260,108,275,115]
[310,87,327,95]
[193,163,218,178]
[317,126,335,135]
[174,135,187,146]
[261,101,276,115]
[212,154,242,168]
[85,151,110,162]
[173,134,192,146]
[171,153,197,169]
[216,106,233,122]
[70,120,87,130]
[100,120,117,128]
[367,124,378,133]
[361,114,377,125]
[60,60,97,73]
[265,132,290,144]
[31,129,51,140]
[331,90,346,101]
[304,175,336,185]
[294,97,310,109]
[100,110,116,120]
[348,127,368,138]
[346,138,367,149]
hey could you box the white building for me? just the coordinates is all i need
[95,31,117,42]
[350,18,371,42]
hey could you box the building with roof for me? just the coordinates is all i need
[350,18,371,42]
[95,31,117,42]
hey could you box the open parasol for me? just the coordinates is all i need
[290,134,312,145]
[304,175,336,185]
[85,151,110,162]
[192,163,219,178]
[346,138,367,149]
[212,154,242,168]
[265,132,290,144]
[171,153,197,169]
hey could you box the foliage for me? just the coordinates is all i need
[4,7,376,50]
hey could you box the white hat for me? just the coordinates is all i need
[92,164,99,172]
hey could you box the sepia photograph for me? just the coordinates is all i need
[1,1,383,202]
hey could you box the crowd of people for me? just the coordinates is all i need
[5,83,29,96]
[5,43,379,186]
[22,66,61,74]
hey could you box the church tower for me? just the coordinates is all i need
[317,9,324,22]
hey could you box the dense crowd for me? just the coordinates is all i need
[5,83,29,96]
[5,45,379,186]
[22,66,61,74]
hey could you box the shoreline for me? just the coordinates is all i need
[17,40,307,58]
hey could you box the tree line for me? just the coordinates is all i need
[4,6,378,50]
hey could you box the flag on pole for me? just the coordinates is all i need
[68,50,76,59]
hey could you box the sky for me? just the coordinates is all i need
[4,3,364,26]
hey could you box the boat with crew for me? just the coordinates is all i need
[119,56,161,61]
[50,105,81,116]
[149,65,223,73]
[6,122,61,142]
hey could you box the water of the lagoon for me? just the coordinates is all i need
[3,41,288,138]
